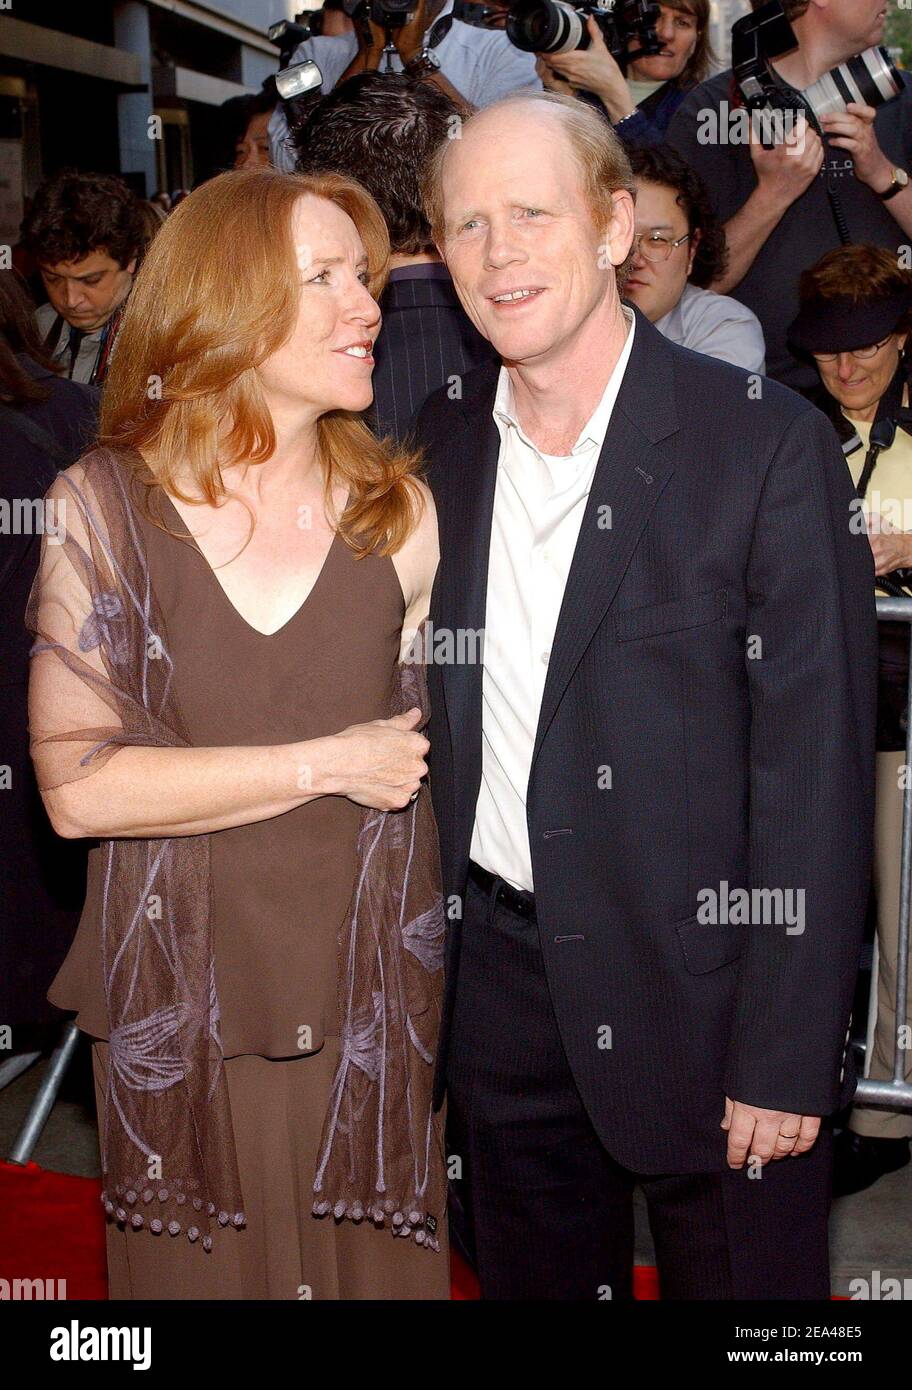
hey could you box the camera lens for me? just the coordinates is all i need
[803,45,902,121]
[506,0,584,54]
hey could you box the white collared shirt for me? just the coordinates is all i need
[470,306,636,892]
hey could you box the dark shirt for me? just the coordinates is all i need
[667,68,912,391]
[0,356,99,683]
[368,263,497,444]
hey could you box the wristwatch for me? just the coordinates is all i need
[403,46,442,80]
[878,166,910,201]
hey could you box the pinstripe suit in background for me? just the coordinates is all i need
[367,264,496,444]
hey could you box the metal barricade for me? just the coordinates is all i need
[852,596,912,1114]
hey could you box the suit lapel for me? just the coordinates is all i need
[434,363,500,840]
[530,309,681,775]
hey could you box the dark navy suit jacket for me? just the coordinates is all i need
[411,304,877,1173]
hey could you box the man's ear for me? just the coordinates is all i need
[125,257,138,277]
[687,227,702,274]
[600,189,636,269]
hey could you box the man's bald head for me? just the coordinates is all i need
[421,91,635,283]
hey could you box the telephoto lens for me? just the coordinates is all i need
[802,46,902,121]
[506,0,590,54]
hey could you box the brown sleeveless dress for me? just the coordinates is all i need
[47,486,450,1300]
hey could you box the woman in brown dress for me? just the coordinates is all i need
[27,168,448,1300]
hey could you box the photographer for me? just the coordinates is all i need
[535,0,712,145]
[666,0,912,392]
[268,0,540,170]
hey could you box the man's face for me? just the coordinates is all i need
[40,249,136,333]
[437,107,633,366]
[623,179,696,323]
[823,0,887,58]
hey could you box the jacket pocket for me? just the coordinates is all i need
[675,913,744,975]
[615,588,727,643]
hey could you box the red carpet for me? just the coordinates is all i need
[0,1159,658,1299]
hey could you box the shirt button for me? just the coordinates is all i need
[541,650,550,665]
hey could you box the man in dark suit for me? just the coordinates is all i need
[410,90,878,1300]
[294,71,496,441]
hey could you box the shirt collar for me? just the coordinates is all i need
[493,305,636,456]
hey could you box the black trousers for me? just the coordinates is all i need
[445,871,834,1301]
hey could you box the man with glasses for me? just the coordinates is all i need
[622,145,765,373]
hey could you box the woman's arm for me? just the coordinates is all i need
[41,715,429,840]
[392,477,440,660]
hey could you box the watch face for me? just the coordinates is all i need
[897,168,910,188]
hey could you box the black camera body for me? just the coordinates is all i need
[342,0,417,32]
[732,0,901,131]
[505,0,661,67]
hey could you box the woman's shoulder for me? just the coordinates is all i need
[50,443,147,514]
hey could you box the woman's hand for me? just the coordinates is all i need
[535,53,579,95]
[539,16,634,120]
[325,707,430,810]
[867,514,912,576]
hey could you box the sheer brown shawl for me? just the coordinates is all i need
[26,446,446,1252]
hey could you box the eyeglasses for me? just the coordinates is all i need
[812,335,894,363]
[633,231,691,263]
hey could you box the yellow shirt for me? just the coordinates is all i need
[845,413,912,594]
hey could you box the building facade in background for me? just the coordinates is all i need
[708,0,751,71]
[0,0,294,243]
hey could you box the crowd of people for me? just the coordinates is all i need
[2,0,911,1302]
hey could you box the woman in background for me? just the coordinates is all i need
[789,245,912,1200]
[535,0,713,146]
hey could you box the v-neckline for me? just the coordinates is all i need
[156,487,341,639]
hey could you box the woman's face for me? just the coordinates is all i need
[257,195,382,419]
[627,3,699,84]
[815,331,907,419]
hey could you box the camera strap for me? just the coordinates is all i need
[853,370,912,597]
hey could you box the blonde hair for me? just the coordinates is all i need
[99,166,424,556]
[420,91,637,290]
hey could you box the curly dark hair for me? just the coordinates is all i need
[626,143,728,288]
[294,72,463,257]
[20,169,145,270]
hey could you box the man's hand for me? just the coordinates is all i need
[749,112,824,210]
[819,101,893,192]
[393,0,433,63]
[722,1096,821,1168]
